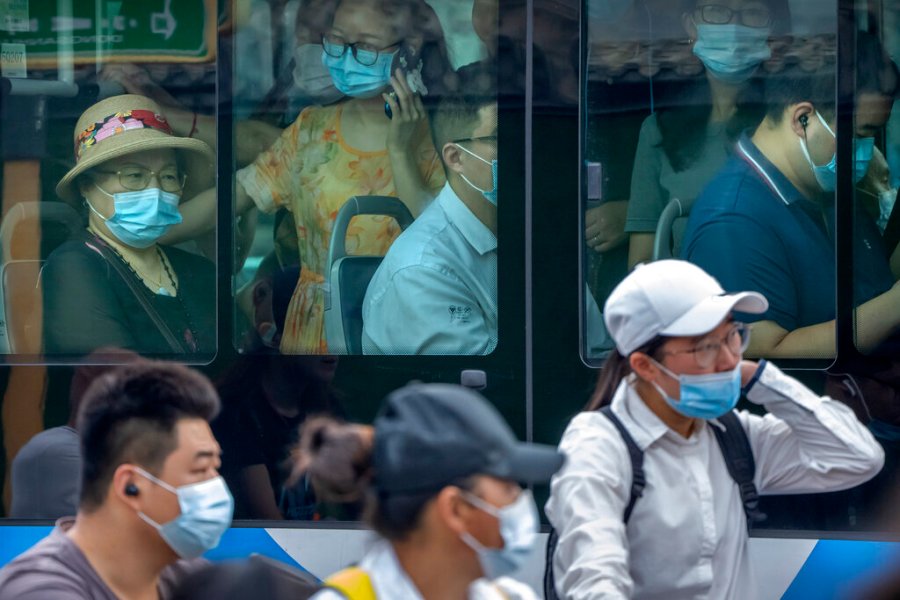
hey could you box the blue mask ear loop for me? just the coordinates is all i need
[83,183,115,222]
[799,111,837,170]
[456,143,495,194]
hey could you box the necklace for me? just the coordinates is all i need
[92,234,201,353]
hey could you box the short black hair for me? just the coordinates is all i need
[428,65,497,169]
[765,31,899,123]
[77,360,220,510]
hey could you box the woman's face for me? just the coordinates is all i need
[81,148,181,219]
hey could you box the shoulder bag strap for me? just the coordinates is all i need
[711,410,767,529]
[84,239,186,354]
[600,405,646,523]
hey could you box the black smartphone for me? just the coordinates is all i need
[385,45,423,119]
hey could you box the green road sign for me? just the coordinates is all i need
[0,0,215,66]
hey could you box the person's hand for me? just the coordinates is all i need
[740,360,761,388]
[585,201,628,252]
[383,68,427,153]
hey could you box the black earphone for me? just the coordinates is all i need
[799,114,809,128]
[125,483,139,497]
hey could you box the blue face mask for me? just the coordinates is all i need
[321,45,396,99]
[134,467,234,559]
[88,186,182,248]
[692,24,771,85]
[651,360,742,419]
[456,144,498,206]
[460,490,539,579]
[799,111,876,192]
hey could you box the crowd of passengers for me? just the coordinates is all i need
[0,260,891,598]
[3,0,900,596]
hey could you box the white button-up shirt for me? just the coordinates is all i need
[311,541,538,600]
[545,362,884,600]
[362,183,497,355]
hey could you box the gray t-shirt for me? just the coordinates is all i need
[625,113,732,234]
[0,518,204,599]
[10,426,81,519]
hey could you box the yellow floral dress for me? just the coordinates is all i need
[237,102,445,354]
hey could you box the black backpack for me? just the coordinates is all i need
[543,406,767,600]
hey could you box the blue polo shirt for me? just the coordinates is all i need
[681,133,893,331]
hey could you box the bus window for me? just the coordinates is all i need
[0,1,218,362]
[231,0,500,357]
[582,0,841,364]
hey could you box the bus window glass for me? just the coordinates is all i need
[0,1,217,362]
[850,19,900,449]
[231,0,499,358]
[582,0,839,363]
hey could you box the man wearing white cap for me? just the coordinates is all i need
[545,260,884,600]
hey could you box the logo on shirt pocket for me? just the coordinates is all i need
[449,305,472,324]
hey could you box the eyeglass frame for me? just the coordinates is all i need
[693,4,772,28]
[452,136,498,144]
[91,165,187,193]
[321,33,402,67]
[656,322,751,369]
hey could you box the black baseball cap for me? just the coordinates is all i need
[373,383,565,494]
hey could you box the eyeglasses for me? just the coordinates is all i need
[694,4,771,28]
[452,136,498,144]
[322,33,400,67]
[93,165,186,193]
[658,322,751,369]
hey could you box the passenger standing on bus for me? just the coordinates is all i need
[299,383,564,599]
[545,260,883,599]
[162,0,455,354]
[624,0,781,267]
[0,361,233,600]
[362,87,497,355]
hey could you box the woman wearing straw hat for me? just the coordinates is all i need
[44,94,216,356]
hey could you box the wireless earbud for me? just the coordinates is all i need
[799,114,809,128]
[125,483,139,497]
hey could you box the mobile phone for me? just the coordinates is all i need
[384,45,424,119]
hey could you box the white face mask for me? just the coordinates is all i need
[134,466,234,559]
[459,489,539,579]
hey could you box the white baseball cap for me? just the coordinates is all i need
[603,260,769,356]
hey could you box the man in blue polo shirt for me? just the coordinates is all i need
[682,33,900,359]
[362,92,498,355]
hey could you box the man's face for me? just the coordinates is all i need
[138,418,222,528]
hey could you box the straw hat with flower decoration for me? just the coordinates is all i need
[56,94,214,202]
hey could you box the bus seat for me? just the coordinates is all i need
[0,202,82,354]
[652,196,696,261]
[324,196,414,354]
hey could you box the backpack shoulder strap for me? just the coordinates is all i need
[543,406,645,600]
[600,406,645,523]
[325,566,377,600]
[711,410,766,528]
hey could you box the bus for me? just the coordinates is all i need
[0,0,898,597]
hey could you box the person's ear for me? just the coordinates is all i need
[790,103,815,137]
[629,351,660,382]
[112,465,143,509]
[682,10,697,41]
[443,142,465,176]
[436,486,474,535]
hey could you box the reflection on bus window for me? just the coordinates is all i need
[0,2,218,360]
[230,0,499,356]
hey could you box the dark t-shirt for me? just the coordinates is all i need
[213,392,315,520]
[0,518,205,600]
[42,235,216,357]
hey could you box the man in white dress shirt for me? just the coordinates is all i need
[362,93,498,355]
[546,260,885,599]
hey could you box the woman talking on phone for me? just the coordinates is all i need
[169,0,455,354]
